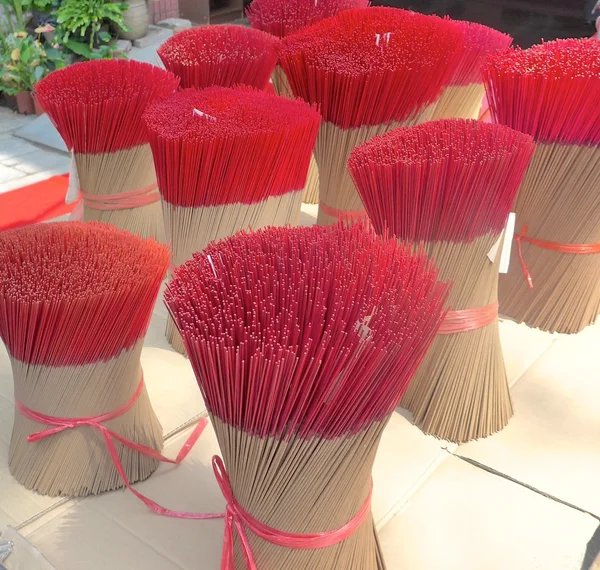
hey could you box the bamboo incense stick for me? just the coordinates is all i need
[277,7,465,226]
[34,60,179,242]
[349,119,535,442]
[0,222,170,496]
[144,86,320,355]
[430,21,512,121]
[165,223,449,568]
[483,38,600,333]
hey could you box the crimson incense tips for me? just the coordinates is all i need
[157,25,279,90]
[0,222,169,496]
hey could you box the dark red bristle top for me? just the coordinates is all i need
[276,7,464,128]
[165,223,449,440]
[157,25,278,90]
[348,119,535,242]
[247,0,370,38]
[34,60,179,154]
[144,86,321,207]
[483,38,600,145]
[0,222,170,366]
[449,21,512,86]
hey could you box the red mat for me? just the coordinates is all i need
[0,174,80,231]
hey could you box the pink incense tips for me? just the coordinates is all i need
[165,223,449,439]
[482,38,600,145]
[276,7,465,128]
[157,25,279,90]
[143,86,321,207]
[0,222,170,366]
[348,119,534,242]
[247,0,371,38]
[34,59,180,154]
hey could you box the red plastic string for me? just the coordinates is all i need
[15,374,219,520]
[318,201,368,222]
[82,184,160,211]
[213,456,373,570]
[515,225,600,289]
[437,302,499,334]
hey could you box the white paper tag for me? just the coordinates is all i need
[66,150,80,204]
[487,212,516,273]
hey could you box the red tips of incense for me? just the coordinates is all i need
[0,222,169,366]
[348,119,535,242]
[157,25,278,90]
[165,223,449,439]
[276,7,464,128]
[143,86,321,207]
[450,21,512,86]
[34,60,179,154]
[247,0,370,38]
[483,38,600,145]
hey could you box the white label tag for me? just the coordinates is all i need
[66,150,80,204]
[487,212,516,273]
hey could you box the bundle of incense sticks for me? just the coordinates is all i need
[35,60,179,241]
[0,222,169,497]
[483,39,600,334]
[430,21,512,121]
[157,25,278,91]
[165,223,449,569]
[277,7,464,226]
[349,120,535,442]
[144,86,320,354]
[247,0,369,206]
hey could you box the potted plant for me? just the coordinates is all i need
[0,30,65,114]
[118,0,159,41]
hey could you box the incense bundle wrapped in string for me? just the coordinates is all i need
[144,86,320,355]
[0,222,169,497]
[483,39,600,333]
[430,21,512,121]
[247,0,369,205]
[349,120,535,442]
[157,25,278,90]
[34,60,179,241]
[277,7,464,225]
[165,223,449,569]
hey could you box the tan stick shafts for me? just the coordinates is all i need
[9,340,163,497]
[401,233,513,443]
[429,83,485,120]
[76,144,165,242]
[211,416,387,569]
[498,143,600,333]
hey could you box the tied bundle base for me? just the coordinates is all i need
[211,416,386,569]
[316,109,434,227]
[77,144,165,242]
[498,143,600,334]
[163,200,272,355]
[429,84,486,121]
[401,233,513,443]
[8,341,163,497]
[271,66,320,206]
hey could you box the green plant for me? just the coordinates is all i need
[0,0,27,36]
[55,0,129,49]
[0,30,65,94]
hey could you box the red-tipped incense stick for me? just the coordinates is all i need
[144,86,320,354]
[349,119,535,442]
[431,21,512,120]
[157,25,278,90]
[35,60,179,240]
[276,7,464,225]
[483,38,600,333]
[0,222,170,496]
[165,223,449,568]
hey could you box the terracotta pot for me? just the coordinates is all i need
[16,91,35,115]
[120,0,150,41]
[33,94,45,116]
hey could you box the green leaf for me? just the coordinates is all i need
[63,38,94,58]
[98,30,110,42]
[33,65,45,82]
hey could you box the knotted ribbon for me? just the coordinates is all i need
[437,302,499,334]
[82,184,160,211]
[515,225,600,289]
[319,201,368,222]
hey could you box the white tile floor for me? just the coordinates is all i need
[0,107,599,570]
